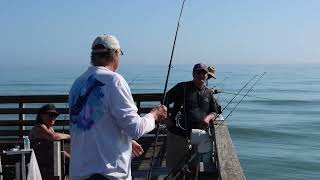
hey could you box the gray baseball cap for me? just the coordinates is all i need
[91,34,123,55]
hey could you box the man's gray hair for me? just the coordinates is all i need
[90,44,116,65]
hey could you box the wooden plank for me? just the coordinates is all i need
[0,130,25,137]
[18,103,25,138]
[0,95,68,103]
[132,93,162,101]
[132,134,168,179]
[214,124,245,180]
[0,108,69,114]
[0,120,69,126]
[0,93,162,104]
[0,138,22,144]
[0,129,70,136]
[0,120,35,126]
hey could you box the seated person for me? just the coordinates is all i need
[29,103,70,152]
[29,104,70,178]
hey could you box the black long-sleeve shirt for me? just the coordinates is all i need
[165,81,220,137]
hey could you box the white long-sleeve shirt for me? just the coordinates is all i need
[69,66,155,180]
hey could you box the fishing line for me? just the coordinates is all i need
[218,91,273,101]
[214,76,228,88]
[224,72,266,120]
[128,73,143,86]
[214,76,228,100]
[147,0,187,179]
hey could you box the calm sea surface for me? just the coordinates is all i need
[0,63,319,180]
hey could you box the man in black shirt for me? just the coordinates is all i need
[165,63,220,178]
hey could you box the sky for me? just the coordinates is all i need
[0,0,320,66]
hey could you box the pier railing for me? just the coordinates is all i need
[0,94,245,180]
[0,94,162,139]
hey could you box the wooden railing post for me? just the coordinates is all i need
[60,140,65,180]
[18,102,25,138]
[53,141,62,180]
[136,100,141,115]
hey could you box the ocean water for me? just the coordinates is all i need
[0,63,319,179]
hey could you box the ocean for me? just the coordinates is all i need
[0,63,319,180]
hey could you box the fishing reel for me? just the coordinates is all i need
[211,88,221,94]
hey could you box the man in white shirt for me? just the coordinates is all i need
[69,34,167,180]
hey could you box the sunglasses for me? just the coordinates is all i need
[47,113,58,119]
[195,70,208,75]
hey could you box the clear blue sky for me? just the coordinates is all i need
[0,0,319,66]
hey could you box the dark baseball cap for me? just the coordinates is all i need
[38,104,59,116]
[193,63,208,72]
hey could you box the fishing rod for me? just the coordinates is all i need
[147,0,187,179]
[204,74,258,134]
[209,73,264,133]
[214,76,228,88]
[214,76,228,100]
[128,73,143,86]
[222,74,258,112]
[162,2,186,102]
[224,72,266,120]
[206,74,259,134]
[215,90,273,100]
[206,75,227,87]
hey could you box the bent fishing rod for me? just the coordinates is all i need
[147,0,187,179]
[224,72,266,120]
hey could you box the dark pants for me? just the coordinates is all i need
[86,174,109,180]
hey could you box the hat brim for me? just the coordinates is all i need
[91,48,124,55]
[207,66,216,79]
[45,110,60,116]
[208,73,216,79]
